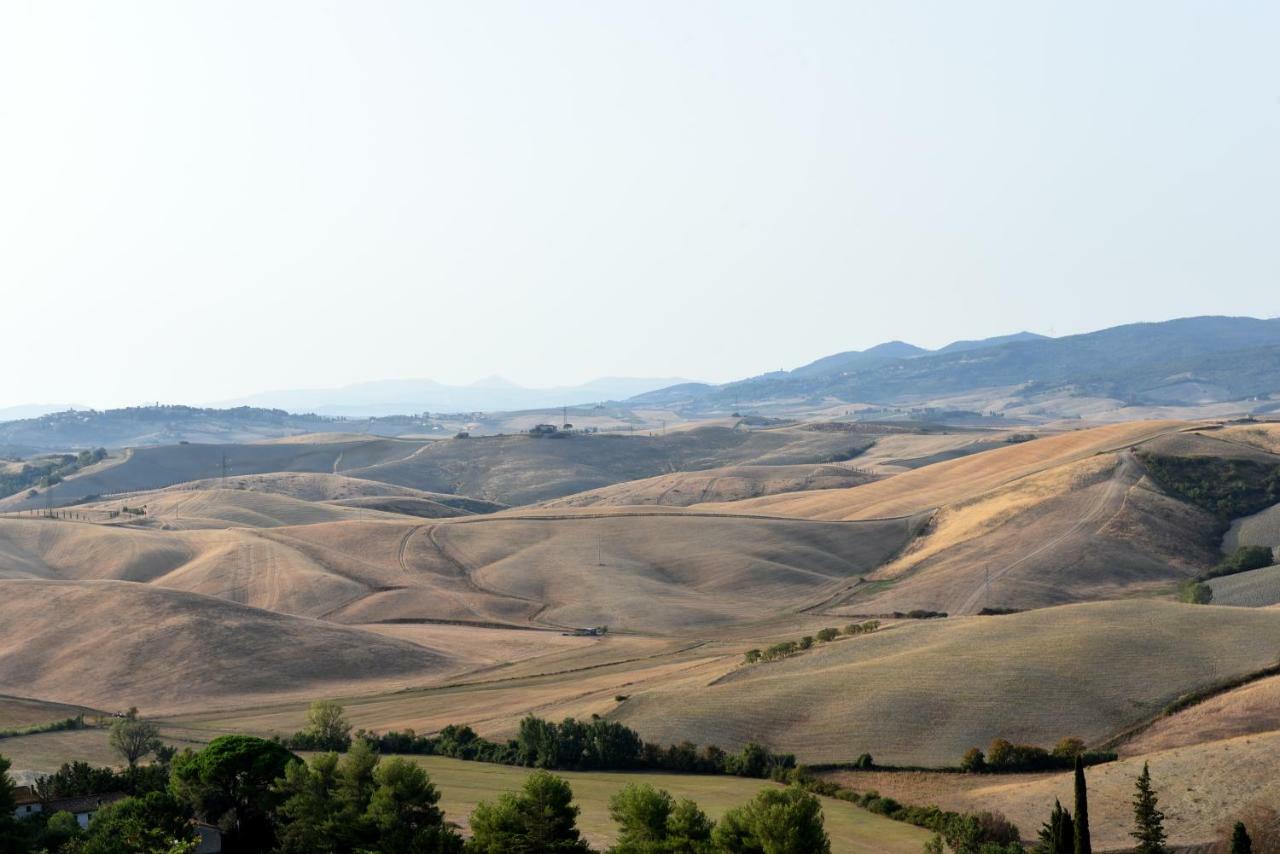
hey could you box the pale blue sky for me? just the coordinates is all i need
[1,2,1277,408]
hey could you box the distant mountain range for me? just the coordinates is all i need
[630,316,1280,413]
[5,317,1279,454]
[212,375,697,417]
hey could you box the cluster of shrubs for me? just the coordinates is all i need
[1179,578,1213,604]
[742,621,880,663]
[0,715,88,740]
[959,737,1116,773]
[1204,545,1276,580]
[780,767,1022,852]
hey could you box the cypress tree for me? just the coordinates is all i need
[1035,799,1074,854]
[1073,755,1091,854]
[1130,762,1168,854]
[1229,821,1253,854]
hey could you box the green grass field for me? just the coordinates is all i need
[405,756,932,853]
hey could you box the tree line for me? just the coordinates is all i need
[288,702,799,780]
[958,737,1116,774]
[742,621,880,664]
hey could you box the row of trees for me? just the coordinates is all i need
[958,738,1116,774]
[742,620,880,664]
[2,735,837,854]
[289,703,798,780]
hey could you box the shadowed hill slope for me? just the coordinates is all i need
[343,426,877,505]
[2,425,880,510]
[0,439,429,511]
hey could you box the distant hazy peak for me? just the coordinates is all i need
[935,331,1048,354]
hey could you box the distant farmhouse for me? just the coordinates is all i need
[12,787,222,852]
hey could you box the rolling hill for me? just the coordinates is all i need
[0,424,881,510]
[698,420,1186,521]
[0,579,458,713]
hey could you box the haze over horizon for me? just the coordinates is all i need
[3,1,1278,410]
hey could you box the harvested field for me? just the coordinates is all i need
[0,695,97,729]
[1121,672,1280,755]
[81,488,405,529]
[615,601,1280,765]
[1223,503,1280,551]
[538,463,878,508]
[1208,564,1280,607]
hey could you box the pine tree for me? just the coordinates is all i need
[1130,762,1168,854]
[1229,821,1253,854]
[1073,755,1091,854]
[1035,799,1074,854]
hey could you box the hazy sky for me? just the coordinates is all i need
[2,2,1278,408]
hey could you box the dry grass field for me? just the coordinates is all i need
[824,727,1280,850]
[84,488,408,529]
[615,601,1280,766]
[149,471,505,511]
[1207,564,1280,607]
[1214,422,1280,454]
[0,695,96,729]
[1120,672,1280,756]
[1224,504,1280,552]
